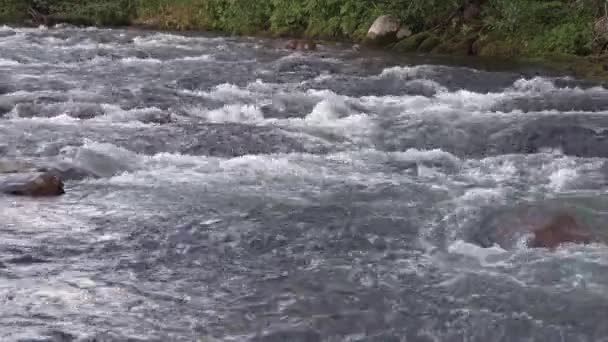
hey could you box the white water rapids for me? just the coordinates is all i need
[0,25,607,341]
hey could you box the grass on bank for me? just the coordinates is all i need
[2,0,608,61]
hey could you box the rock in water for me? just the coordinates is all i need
[0,172,65,197]
[366,15,409,46]
[285,39,317,51]
[473,204,599,249]
[528,213,592,248]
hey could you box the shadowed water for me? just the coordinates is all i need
[1,25,608,341]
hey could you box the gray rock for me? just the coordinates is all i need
[367,15,400,40]
[396,26,412,40]
[366,15,409,46]
[285,39,317,51]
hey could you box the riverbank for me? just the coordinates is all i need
[3,0,608,80]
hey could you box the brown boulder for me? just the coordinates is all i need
[528,213,593,249]
[0,172,65,197]
[474,204,602,250]
[285,39,317,51]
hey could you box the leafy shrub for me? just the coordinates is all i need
[530,22,593,55]
[0,0,28,23]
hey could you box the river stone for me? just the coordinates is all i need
[366,15,406,46]
[285,39,317,51]
[396,26,412,40]
[418,35,441,53]
[393,32,431,53]
[528,214,593,248]
[473,204,599,249]
[0,172,65,197]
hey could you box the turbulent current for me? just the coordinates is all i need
[1,25,608,341]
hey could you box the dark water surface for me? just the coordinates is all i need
[1,25,608,341]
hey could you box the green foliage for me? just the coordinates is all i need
[0,0,604,59]
[393,32,431,52]
[269,0,308,35]
[484,0,572,34]
[482,0,595,55]
[530,22,593,56]
[380,0,463,33]
[55,0,135,26]
[0,0,28,23]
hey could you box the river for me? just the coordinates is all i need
[1,25,608,341]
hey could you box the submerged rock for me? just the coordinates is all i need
[285,39,317,51]
[473,204,601,249]
[0,172,65,197]
[0,159,100,181]
[528,213,593,249]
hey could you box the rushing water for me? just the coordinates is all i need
[1,25,608,341]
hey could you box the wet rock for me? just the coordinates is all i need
[0,159,99,181]
[396,26,412,40]
[285,39,317,51]
[528,214,593,249]
[136,110,174,124]
[0,172,65,197]
[433,34,477,55]
[418,35,441,53]
[473,204,600,249]
[393,32,431,53]
[366,15,409,46]
[6,255,49,265]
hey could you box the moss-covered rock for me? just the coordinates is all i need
[417,35,441,53]
[392,31,431,52]
[432,35,476,55]
[475,37,524,58]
